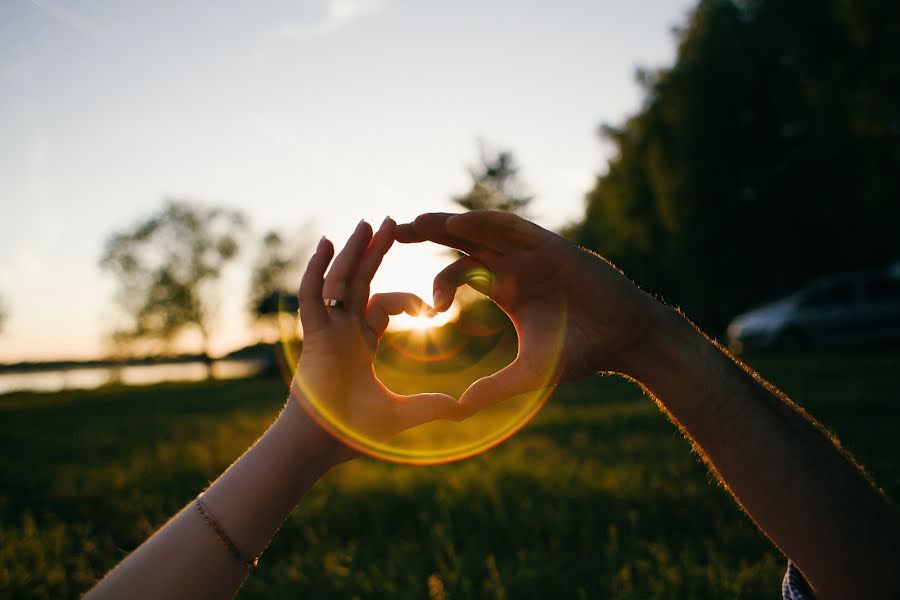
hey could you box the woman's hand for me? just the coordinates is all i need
[291,217,462,453]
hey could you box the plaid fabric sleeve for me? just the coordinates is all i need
[782,561,815,600]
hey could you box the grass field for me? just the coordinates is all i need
[1,352,898,599]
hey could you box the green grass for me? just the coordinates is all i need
[1,352,898,598]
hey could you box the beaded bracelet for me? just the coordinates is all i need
[195,493,259,572]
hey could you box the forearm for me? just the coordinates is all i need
[87,395,340,600]
[624,305,900,598]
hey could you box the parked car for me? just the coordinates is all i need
[726,269,900,353]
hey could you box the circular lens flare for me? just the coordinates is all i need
[278,289,566,465]
[464,267,494,295]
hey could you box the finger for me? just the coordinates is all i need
[392,392,464,431]
[395,212,486,256]
[365,292,435,339]
[445,210,544,252]
[457,357,549,417]
[394,212,456,243]
[323,220,373,309]
[297,237,335,334]
[431,255,491,312]
[350,217,396,312]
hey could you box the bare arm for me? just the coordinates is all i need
[85,397,342,600]
[397,210,900,598]
[626,303,900,599]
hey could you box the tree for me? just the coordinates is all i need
[100,200,247,367]
[247,228,311,339]
[453,141,532,215]
[569,0,900,332]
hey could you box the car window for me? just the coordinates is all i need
[800,281,857,308]
[864,277,900,303]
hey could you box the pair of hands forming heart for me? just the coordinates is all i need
[291,210,661,449]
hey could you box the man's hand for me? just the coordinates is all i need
[396,210,663,416]
[398,211,900,598]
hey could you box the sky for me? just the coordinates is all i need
[0,0,695,361]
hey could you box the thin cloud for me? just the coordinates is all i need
[26,0,103,39]
[242,0,387,69]
[269,0,387,40]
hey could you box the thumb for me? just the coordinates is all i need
[392,392,463,432]
[366,292,435,340]
[458,358,550,418]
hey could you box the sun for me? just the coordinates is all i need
[389,304,460,331]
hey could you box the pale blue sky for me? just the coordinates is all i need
[0,0,694,361]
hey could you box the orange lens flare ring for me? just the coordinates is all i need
[277,288,566,465]
[383,331,467,363]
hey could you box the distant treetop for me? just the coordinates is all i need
[454,141,532,216]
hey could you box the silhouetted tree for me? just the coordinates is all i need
[568,0,900,331]
[100,200,247,369]
[247,228,311,339]
[454,142,532,215]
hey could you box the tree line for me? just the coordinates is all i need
[567,0,900,332]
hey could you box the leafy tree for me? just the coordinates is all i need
[454,142,532,215]
[100,200,247,367]
[247,229,311,339]
[569,0,900,332]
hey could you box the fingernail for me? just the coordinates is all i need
[433,289,445,310]
[317,236,327,252]
[381,215,392,228]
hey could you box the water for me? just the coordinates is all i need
[0,359,266,395]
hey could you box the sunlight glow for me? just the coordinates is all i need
[389,304,460,331]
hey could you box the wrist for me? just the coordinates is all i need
[281,386,354,469]
[617,301,707,386]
